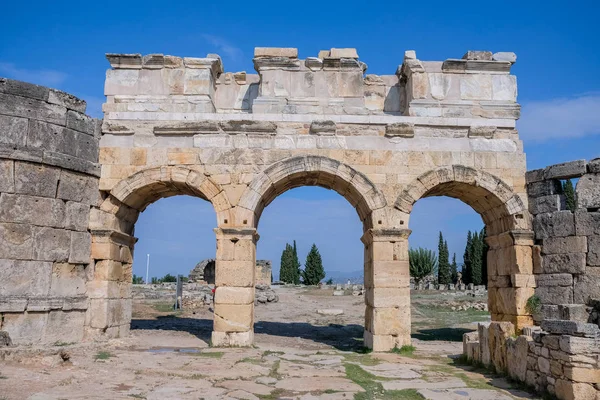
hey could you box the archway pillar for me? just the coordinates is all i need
[86,229,136,339]
[211,226,258,347]
[486,228,535,331]
[362,228,412,351]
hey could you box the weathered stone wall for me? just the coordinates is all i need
[526,159,600,323]
[255,260,272,286]
[0,78,101,345]
[465,321,600,400]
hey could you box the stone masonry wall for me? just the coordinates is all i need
[526,159,600,323]
[465,321,600,400]
[0,78,101,345]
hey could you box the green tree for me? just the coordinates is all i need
[302,244,325,285]
[291,240,301,285]
[563,179,577,212]
[132,274,144,284]
[325,278,334,285]
[151,277,160,284]
[471,231,483,285]
[279,243,293,283]
[437,232,451,284]
[409,247,437,285]
[481,228,489,287]
[450,253,458,284]
[162,273,177,283]
[463,231,473,284]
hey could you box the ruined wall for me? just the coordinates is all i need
[466,321,600,400]
[0,78,101,345]
[255,260,271,286]
[526,159,600,323]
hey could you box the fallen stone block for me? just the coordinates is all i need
[317,309,344,316]
[541,319,600,338]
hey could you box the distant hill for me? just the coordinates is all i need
[323,269,364,284]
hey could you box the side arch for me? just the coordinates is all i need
[395,165,535,330]
[237,155,387,228]
[394,165,531,235]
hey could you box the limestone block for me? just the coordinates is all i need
[478,323,491,366]
[553,211,576,237]
[535,273,573,287]
[366,305,410,336]
[13,162,60,198]
[0,222,33,260]
[370,260,410,288]
[329,48,359,59]
[213,303,254,332]
[492,75,517,101]
[460,75,492,100]
[214,287,254,305]
[363,330,398,352]
[546,160,587,180]
[43,310,85,344]
[69,231,91,264]
[555,379,597,400]
[535,285,574,305]
[0,114,28,147]
[488,321,515,373]
[575,210,600,236]
[529,195,561,214]
[542,253,586,274]
[310,120,336,135]
[528,180,562,198]
[463,51,493,60]
[541,320,600,338]
[385,123,414,138]
[463,331,479,359]
[496,287,534,314]
[254,47,298,58]
[215,260,255,287]
[184,68,213,96]
[576,174,600,209]
[0,259,52,296]
[104,69,140,95]
[1,312,47,345]
[558,304,590,322]
[410,73,429,99]
[91,241,122,261]
[0,193,65,228]
[493,52,517,63]
[559,335,600,354]
[573,268,600,304]
[428,73,451,100]
[211,330,254,347]
[542,236,587,255]
[33,226,71,262]
[506,335,530,382]
[48,88,87,113]
[49,263,86,296]
[365,287,410,308]
[65,201,90,232]
[533,245,543,273]
[511,274,536,288]
[57,170,99,205]
[0,159,14,193]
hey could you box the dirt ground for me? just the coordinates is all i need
[0,287,542,400]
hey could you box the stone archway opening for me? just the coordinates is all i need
[86,166,227,340]
[396,166,535,336]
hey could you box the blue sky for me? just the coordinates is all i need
[2,0,599,280]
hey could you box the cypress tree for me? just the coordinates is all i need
[450,253,458,284]
[437,232,451,284]
[563,179,576,212]
[471,231,483,285]
[279,243,292,283]
[463,231,472,284]
[291,240,301,285]
[303,244,325,285]
[481,228,489,287]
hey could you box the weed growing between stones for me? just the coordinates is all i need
[391,345,416,356]
[94,351,114,360]
[193,351,224,358]
[345,363,425,399]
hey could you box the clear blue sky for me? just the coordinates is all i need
[2,0,599,280]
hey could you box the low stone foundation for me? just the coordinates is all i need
[465,321,600,399]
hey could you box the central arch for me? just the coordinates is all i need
[212,155,406,349]
[395,165,535,331]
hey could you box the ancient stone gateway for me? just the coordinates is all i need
[0,47,534,351]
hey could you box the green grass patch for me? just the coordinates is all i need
[194,351,224,358]
[346,363,425,400]
[53,341,75,347]
[262,350,284,357]
[237,357,263,365]
[391,345,416,356]
[269,359,281,379]
[343,353,380,366]
[94,351,114,360]
[0,374,7,379]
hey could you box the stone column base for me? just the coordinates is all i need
[211,330,254,347]
[364,330,411,352]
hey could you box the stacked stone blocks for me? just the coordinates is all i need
[0,78,100,344]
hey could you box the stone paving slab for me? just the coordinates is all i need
[418,388,515,400]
